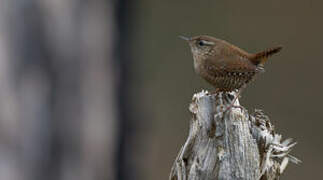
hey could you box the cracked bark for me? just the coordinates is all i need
[169,91,299,180]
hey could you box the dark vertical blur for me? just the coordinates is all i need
[114,0,137,180]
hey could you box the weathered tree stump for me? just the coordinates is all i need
[169,90,300,180]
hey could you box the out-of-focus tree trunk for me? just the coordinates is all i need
[0,0,122,180]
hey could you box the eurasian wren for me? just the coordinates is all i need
[180,35,282,92]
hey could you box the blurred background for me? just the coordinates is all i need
[0,0,322,180]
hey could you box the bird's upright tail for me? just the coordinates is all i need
[249,46,283,65]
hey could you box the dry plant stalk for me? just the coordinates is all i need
[169,90,300,180]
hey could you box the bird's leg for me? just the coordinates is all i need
[223,90,242,112]
[223,84,248,112]
[214,87,246,117]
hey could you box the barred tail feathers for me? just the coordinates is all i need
[250,46,282,65]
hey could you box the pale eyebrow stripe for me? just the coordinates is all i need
[201,40,215,45]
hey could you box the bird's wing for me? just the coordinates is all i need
[205,54,257,76]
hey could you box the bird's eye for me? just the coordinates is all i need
[198,40,204,46]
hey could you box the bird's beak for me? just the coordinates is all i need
[178,35,191,41]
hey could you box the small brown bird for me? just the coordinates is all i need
[180,35,282,93]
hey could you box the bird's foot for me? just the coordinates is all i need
[210,88,221,95]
